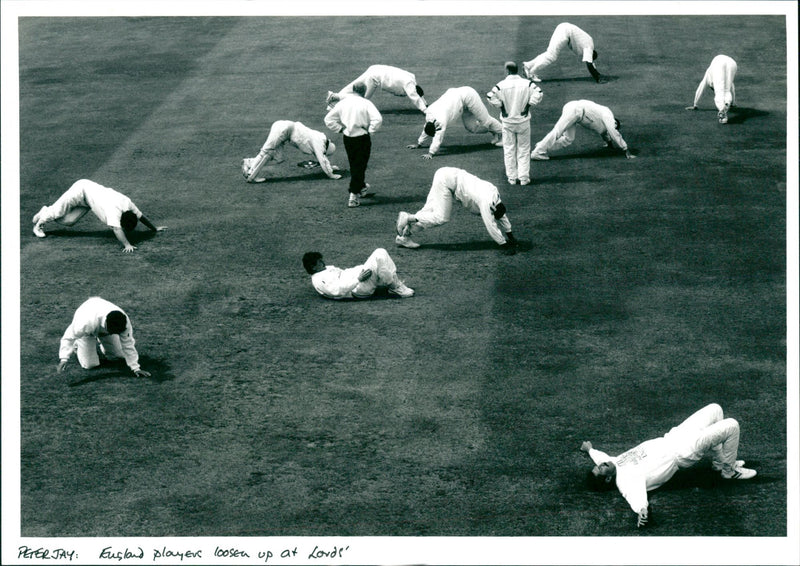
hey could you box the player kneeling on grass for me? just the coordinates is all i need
[531,100,634,160]
[685,54,737,124]
[395,167,518,255]
[243,120,341,183]
[302,249,414,300]
[581,403,757,528]
[57,296,151,377]
[32,179,165,252]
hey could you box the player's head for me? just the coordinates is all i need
[302,251,324,274]
[352,82,367,97]
[424,121,439,137]
[587,461,617,491]
[592,50,598,61]
[324,138,336,156]
[504,61,518,74]
[614,118,621,131]
[492,202,507,220]
[415,85,424,97]
[120,211,138,232]
[105,310,128,334]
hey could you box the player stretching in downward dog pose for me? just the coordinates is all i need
[242,120,341,183]
[581,403,757,528]
[685,54,738,124]
[395,167,518,255]
[531,100,634,160]
[326,64,427,113]
[407,87,503,159]
[523,22,603,83]
[32,178,165,252]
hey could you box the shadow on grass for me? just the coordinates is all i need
[380,107,426,116]
[433,143,503,157]
[414,239,533,252]
[39,228,159,246]
[727,106,769,124]
[68,355,175,387]
[656,462,769,492]
[547,147,633,160]
[539,75,615,84]
[248,170,337,184]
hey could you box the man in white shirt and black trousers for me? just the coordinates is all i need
[324,82,383,208]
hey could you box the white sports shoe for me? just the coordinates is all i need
[721,465,756,480]
[348,194,360,208]
[32,205,47,225]
[520,179,531,186]
[718,107,729,124]
[507,178,517,185]
[396,211,411,235]
[529,73,542,82]
[359,184,373,198]
[395,234,420,249]
[531,151,549,160]
[389,281,415,298]
[33,223,46,238]
[714,460,745,471]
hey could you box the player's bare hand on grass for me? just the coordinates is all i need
[637,507,648,528]
[123,244,137,253]
[422,154,433,160]
[133,369,151,378]
[330,174,342,180]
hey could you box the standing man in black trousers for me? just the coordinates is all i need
[324,82,383,208]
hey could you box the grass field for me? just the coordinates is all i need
[6,6,794,559]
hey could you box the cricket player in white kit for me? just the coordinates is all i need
[523,22,602,83]
[32,178,165,252]
[581,403,756,528]
[407,87,503,159]
[395,167,518,255]
[685,54,738,124]
[57,296,151,377]
[487,62,544,185]
[326,64,427,112]
[302,249,414,300]
[531,100,634,160]
[242,120,341,183]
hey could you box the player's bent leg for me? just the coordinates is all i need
[56,206,91,226]
[76,337,101,369]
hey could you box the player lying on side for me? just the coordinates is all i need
[302,248,414,300]
[581,403,757,528]
[242,120,341,183]
[58,296,151,377]
[32,178,165,252]
[395,167,518,255]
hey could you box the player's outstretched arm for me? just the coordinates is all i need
[139,215,166,232]
[586,62,605,83]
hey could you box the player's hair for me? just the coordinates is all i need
[105,310,128,334]
[424,121,437,137]
[505,61,518,74]
[586,470,616,492]
[352,82,367,97]
[614,118,621,130]
[493,202,507,220]
[302,252,323,274]
[120,210,139,232]
[592,50,598,61]
[415,85,424,97]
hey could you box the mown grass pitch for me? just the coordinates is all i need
[13,12,789,545]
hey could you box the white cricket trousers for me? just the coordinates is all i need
[711,58,737,112]
[461,92,503,136]
[75,335,127,369]
[665,403,741,473]
[259,121,293,162]
[527,33,567,76]
[533,105,583,155]
[38,180,94,225]
[502,121,532,183]
[412,181,456,230]
[352,248,402,297]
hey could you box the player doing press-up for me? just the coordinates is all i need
[523,22,603,83]
[407,86,503,159]
[395,167,518,255]
[242,120,341,183]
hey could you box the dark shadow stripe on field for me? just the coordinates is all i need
[68,356,175,386]
[18,17,244,198]
[727,106,770,124]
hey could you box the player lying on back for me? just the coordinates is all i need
[302,248,414,300]
[242,120,341,183]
